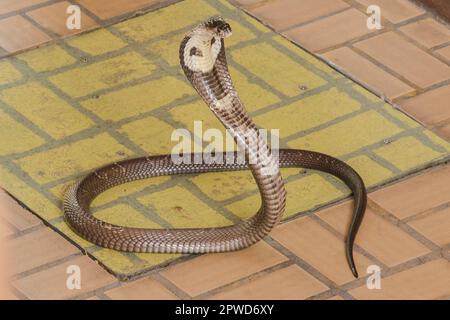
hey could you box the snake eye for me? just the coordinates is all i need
[218,23,231,33]
[204,17,231,38]
[216,23,231,38]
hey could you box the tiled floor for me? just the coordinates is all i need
[235,0,450,139]
[2,163,449,299]
[0,0,168,57]
[1,0,450,300]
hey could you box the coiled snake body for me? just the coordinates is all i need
[64,17,367,277]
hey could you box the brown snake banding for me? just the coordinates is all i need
[63,17,367,277]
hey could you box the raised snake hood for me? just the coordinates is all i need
[180,17,232,74]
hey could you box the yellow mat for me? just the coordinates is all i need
[1,0,449,279]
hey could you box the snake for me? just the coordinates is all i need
[63,17,367,278]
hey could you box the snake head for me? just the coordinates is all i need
[180,16,232,74]
[204,16,232,38]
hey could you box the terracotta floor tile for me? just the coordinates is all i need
[271,217,373,285]
[0,0,49,15]
[6,227,79,275]
[0,16,51,53]
[354,32,450,88]
[160,242,288,297]
[328,295,344,300]
[322,47,414,99]
[77,0,160,20]
[0,217,15,238]
[27,1,98,36]
[0,193,41,231]
[355,0,425,24]
[400,85,450,126]
[317,202,430,267]
[104,277,177,300]
[349,259,450,299]
[436,45,450,61]
[370,165,450,219]
[232,0,265,7]
[12,255,116,299]
[435,122,450,140]
[284,9,374,52]
[0,289,19,300]
[249,0,349,31]
[400,18,450,48]
[408,207,450,247]
[210,265,328,299]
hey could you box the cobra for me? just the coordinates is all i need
[63,17,367,277]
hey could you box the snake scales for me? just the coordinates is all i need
[64,17,367,277]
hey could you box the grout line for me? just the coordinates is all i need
[393,29,450,66]
[127,197,173,229]
[69,281,121,300]
[279,7,353,33]
[20,12,60,39]
[10,252,83,282]
[309,213,389,270]
[193,260,294,299]
[433,115,450,129]
[264,237,360,299]
[402,202,450,223]
[152,273,192,300]
[7,284,29,300]
[367,199,443,252]
[70,0,108,25]
[305,289,337,301]
[0,216,21,236]
[228,0,270,11]
[431,41,450,51]
[0,0,64,21]
[0,99,55,143]
[349,44,422,91]
[95,291,113,300]
[0,160,64,210]
[314,28,388,56]
[77,0,184,26]
[0,46,9,56]
[5,223,45,240]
